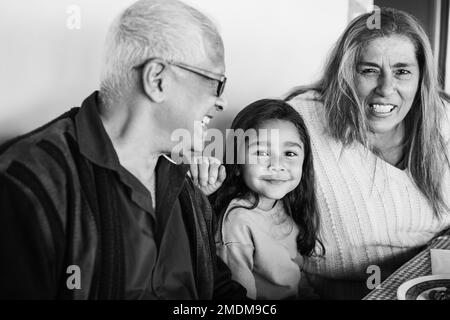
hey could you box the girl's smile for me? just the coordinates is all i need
[239,119,304,207]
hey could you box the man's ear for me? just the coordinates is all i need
[141,60,166,103]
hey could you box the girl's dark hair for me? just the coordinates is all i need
[212,99,324,257]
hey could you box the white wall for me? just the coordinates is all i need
[0,0,352,141]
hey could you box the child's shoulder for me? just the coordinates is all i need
[217,198,257,245]
[223,198,257,223]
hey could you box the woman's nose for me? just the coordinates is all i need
[376,73,395,96]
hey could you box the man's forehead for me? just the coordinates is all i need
[204,46,225,73]
[212,58,226,74]
[197,33,225,72]
[193,56,225,76]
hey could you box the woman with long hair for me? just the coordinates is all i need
[285,7,450,299]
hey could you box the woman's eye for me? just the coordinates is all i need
[359,68,379,75]
[395,69,412,77]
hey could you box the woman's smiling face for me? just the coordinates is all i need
[355,35,420,135]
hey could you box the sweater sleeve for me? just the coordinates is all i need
[0,173,58,299]
[217,211,257,299]
[194,189,248,300]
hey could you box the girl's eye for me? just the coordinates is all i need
[256,150,269,157]
[285,151,297,157]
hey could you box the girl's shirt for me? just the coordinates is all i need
[215,198,303,299]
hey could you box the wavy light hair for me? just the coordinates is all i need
[286,7,450,217]
[99,0,223,106]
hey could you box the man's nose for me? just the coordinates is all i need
[376,73,395,96]
[215,95,227,112]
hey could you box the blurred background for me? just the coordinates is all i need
[0,0,449,143]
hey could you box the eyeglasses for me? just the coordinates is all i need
[134,58,227,97]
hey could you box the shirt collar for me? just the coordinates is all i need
[74,91,186,172]
[155,155,190,217]
[74,91,191,213]
[74,91,122,171]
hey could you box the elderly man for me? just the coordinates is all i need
[0,0,246,299]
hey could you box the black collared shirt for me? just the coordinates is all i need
[75,92,197,299]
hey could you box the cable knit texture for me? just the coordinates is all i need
[216,198,303,300]
[287,91,450,299]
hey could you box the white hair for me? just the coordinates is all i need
[99,0,223,106]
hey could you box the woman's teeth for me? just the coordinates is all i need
[370,104,396,114]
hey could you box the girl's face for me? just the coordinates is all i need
[240,119,304,210]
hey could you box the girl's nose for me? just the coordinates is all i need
[268,156,285,171]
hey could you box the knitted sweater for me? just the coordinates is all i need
[216,198,303,300]
[288,91,450,299]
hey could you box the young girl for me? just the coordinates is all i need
[213,99,323,300]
